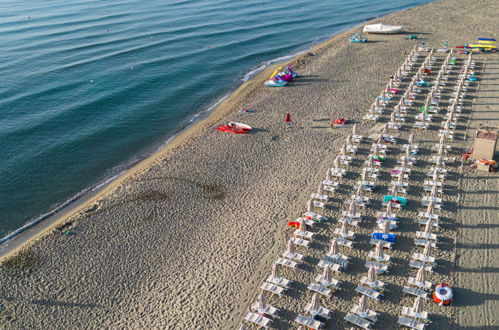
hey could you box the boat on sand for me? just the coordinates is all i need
[363,23,404,34]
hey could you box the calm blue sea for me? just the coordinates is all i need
[0,0,432,239]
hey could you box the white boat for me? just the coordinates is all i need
[363,23,404,34]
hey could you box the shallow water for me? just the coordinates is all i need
[0,0,432,238]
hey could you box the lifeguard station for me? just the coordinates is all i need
[472,124,498,171]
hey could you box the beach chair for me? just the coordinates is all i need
[422,196,442,204]
[357,181,376,192]
[355,285,381,300]
[260,282,286,296]
[245,312,272,329]
[415,232,438,241]
[294,314,324,330]
[409,260,433,272]
[411,253,436,264]
[275,257,297,269]
[365,260,389,274]
[351,305,378,323]
[317,260,342,273]
[303,211,329,222]
[250,302,279,317]
[266,275,291,288]
[331,167,346,178]
[346,144,358,154]
[340,210,361,219]
[282,250,304,262]
[401,306,431,323]
[308,283,332,298]
[370,239,392,250]
[336,237,354,248]
[363,114,379,123]
[338,216,360,227]
[407,277,433,291]
[315,274,340,290]
[417,218,439,228]
[312,200,325,209]
[368,251,391,263]
[334,227,355,240]
[403,286,428,299]
[397,316,426,330]
[418,212,438,221]
[293,217,316,227]
[359,276,385,292]
[310,192,329,201]
[414,239,437,248]
[293,229,315,240]
[324,253,349,269]
[304,303,332,319]
[323,185,336,194]
[344,313,372,329]
[376,217,397,230]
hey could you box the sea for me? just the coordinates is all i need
[0,0,432,241]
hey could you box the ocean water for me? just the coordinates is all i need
[0,0,432,239]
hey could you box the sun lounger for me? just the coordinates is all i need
[305,303,332,319]
[293,229,315,240]
[414,239,437,248]
[409,260,433,272]
[275,257,297,269]
[331,167,346,178]
[377,217,397,230]
[370,239,392,249]
[411,252,436,264]
[415,232,438,241]
[417,218,439,228]
[294,217,316,227]
[295,314,324,330]
[251,302,279,317]
[303,212,329,222]
[423,180,442,187]
[336,237,354,248]
[365,261,389,274]
[344,313,372,329]
[407,277,433,291]
[334,228,355,239]
[364,114,379,122]
[418,212,438,220]
[338,217,360,227]
[397,316,426,330]
[313,200,325,208]
[323,185,336,194]
[414,122,429,130]
[266,275,291,288]
[368,251,391,263]
[324,253,349,269]
[346,144,358,154]
[351,305,379,323]
[260,282,286,296]
[360,276,385,291]
[357,181,376,191]
[308,283,332,298]
[282,250,304,262]
[317,260,342,272]
[403,286,428,299]
[315,274,340,289]
[401,306,430,323]
[341,211,361,219]
[310,193,329,201]
[422,196,442,204]
[245,312,272,329]
[355,285,381,300]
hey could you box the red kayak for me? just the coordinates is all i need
[216,122,252,134]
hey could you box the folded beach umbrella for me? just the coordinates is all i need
[405,145,411,158]
[322,265,332,285]
[299,218,307,234]
[430,185,438,198]
[361,168,368,182]
[339,221,349,238]
[287,239,295,254]
[310,293,320,313]
[329,238,339,256]
[352,124,358,135]
[326,168,331,181]
[317,183,324,195]
[307,199,313,212]
[408,133,414,145]
[348,200,357,215]
[415,266,426,285]
[374,241,385,261]
[397,170,404,185]
[257,290,267,310]
[423,240,432,257]
[386,201,393,215]
[333,157,340,169]
[423,219,432,235]
[413,296,424,317]
[390,112,396,122]
[367,155,374,168]
[356,185,364,198]
[358,295,369,315]
[340,145,346,156]
[426,201,435,215]
[367,265,376,283]
[381,219,390,234]
[401,157,407,170]
[346,134,352,145]
[271,263,280,279]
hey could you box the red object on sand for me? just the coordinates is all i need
[287,221,300,228]
[216,122,252,134]
[285,113,292,123]
[424,68,432,74]
[334,118,347,125]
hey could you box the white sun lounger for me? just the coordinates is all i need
[365,261,389,274]
[351,305,379,323]
[317,260,342,272]
[355,285,381,300]
[401,306,430,323]
[414,239,437,248]
[266,275,291,288]
[331,167,346,178]
[368,251,391,263]
[305,303,332,319]
[282,251,304,262]
[407,277,433,291]
[370,239,392,249]
[323,185,336,193]
[295,314,324,330]
[403,286,428,299]
[411,253,436,264]
[293,229,315,240]
[322,180,339,187]
[360,277,385,291]
[409,260,433,272]
[334,228,355,240]
[291,237,310,248]
[344,313,372,329]
[341,210,361,219]
[310,193,329,201]
[250,302,279,317]
[364,114,379,122]
[260,282,286,296]
[338,217,360,227]
[315,274,340,290]
[418,212,438,220]
[275,257,297,269]
[294,217,316,227]
[415,232,438,241]
[422,196,442,204]
[324,253,349,269]
[245,312,272,329]
[397,316,426,330]
[308,283,332,298]
[303,211,329,222]
[346,144,358,154]
[312,200,325,208]
[336,237,354,248]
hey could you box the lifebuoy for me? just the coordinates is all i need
[433,283,453,305]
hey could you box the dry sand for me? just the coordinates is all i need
[1,0,498,329]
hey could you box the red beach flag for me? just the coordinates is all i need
[285,113,291,123]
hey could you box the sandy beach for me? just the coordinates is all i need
[1,0,498,329]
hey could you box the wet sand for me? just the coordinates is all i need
[1,0,498,328]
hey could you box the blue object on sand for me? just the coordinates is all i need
[371,232,396,243]
[383,195,407,206]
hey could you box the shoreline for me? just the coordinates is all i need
[0,16,378,261]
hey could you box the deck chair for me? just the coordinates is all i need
[312,200,325,209]
[266,275,291,288]
[308,283,332,298]
[359,277,385,292]
[351,305,379,323]
[282,250,304,262]
[275,257,297,269]
[415,232,438,241]
[365,261,389,274]
[355,285,381,300]
[245,312,272,329]
[368,251,391,263]
[310,192,329,201]
[414,239,437,248]
[338,216,360,227]
[401,306,431,323]
[402,286,428,299]
[407,277,433,291]
[370,239,392,249]
[334,228,355,240]
[303,211,329,222]
[324,253,349,269]
[344,313,372,329]
[409,260,433,272]
[250,302,279,317]
[294,217,316,227]
[290,237,310,248]
[304,304,332,319]
[397,316,426,330]
[260,282,286,296]
[411,252,436,264]
[293,229,315,240]
[315,274,340,290]
[317,260,342,272]
[295,314,324,330]
[336,237,354,248]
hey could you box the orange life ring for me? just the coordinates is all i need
[433,283,453,305]
[479,159,496,165]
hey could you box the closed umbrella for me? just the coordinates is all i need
[340,145,346,156]
[390,112,396,122]
[346,134,352,145]
[367,265,376,284]
[372,144,379,155]
[381,219,390,234]
[413,296,424,317]
[356,185,364,198]
[348,200,357,215]
[362,168,368,181]
[307,199,313,212]
[326,168,331,181]
[322,265,332,284]
[310,293,320,314]
[358,295,368,315]
[367,155,374,168]
[333,157,340,168]
[430,185,438,198]
[423,240,432,257]
[408,133,414,145]
[401,157,407,169]
[374,241,385,261]
[257,290,267,310]
[386,201,393,215]
[423,219,432,235]
[299,218,307,234]
[405,145,411,158]
[339,221,349,238]
[287,239,295,254]
[352,124,358,135]
[317,184,324,195]
[271,263,279,279]
[329,238,339,256]
[427,201,435,214]
[415,266,426,285]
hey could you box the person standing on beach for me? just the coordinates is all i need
[285,113,292,128]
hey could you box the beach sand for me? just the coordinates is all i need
[1,0,498,329]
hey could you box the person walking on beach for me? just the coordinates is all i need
[285,113,292,128]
